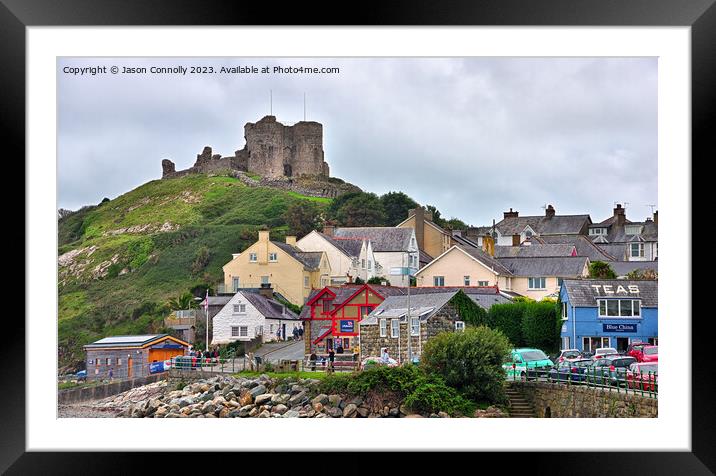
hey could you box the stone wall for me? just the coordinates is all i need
[58,374,163,404]
[511,381,658,418]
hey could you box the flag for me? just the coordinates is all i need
[204,289,209,314]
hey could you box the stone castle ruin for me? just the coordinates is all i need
[161,115,330,180]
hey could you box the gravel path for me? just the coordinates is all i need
[58,404,122,418]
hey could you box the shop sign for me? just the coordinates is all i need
[603,323,637,333]
[339,320,355,333]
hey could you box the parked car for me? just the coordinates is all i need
[586,355,638,387]
[627,362,658,391]
[626,341,647,360]
[554,349,584,364]
[503,348,554,381]
[549,359,592,384]
[591,347,619,360]
[630,345,658,362]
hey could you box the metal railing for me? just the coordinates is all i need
[507,364,658,399]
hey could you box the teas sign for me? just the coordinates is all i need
[339,320,355,333]
[603,323,637,333]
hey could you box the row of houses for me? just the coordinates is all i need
[163,202,658,359]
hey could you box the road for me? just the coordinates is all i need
[254,340,305,363]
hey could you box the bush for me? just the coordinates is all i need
[421,326,511,404]
[589,261,617,279]
[403,379,475,416]
[488,302,527,346]
[522,301,560,354]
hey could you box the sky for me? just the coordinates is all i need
[57,57,657,226]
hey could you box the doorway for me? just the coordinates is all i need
[616,337,629,353]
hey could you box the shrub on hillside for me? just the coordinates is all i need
[421,326,511,404]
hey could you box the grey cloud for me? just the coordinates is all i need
[58,57,657,225]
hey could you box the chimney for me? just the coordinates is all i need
[413,208,425,251]
[258,230,270,242]
[613,204,626,226]
[512,235,521,247]
[424,209,433,222]
[259,284,273,299]
[653,210,658,225]
[286,236,297,246]
[545,204,555,218]
[482,233,495,257]
[504,208,519,219]
[323,223,335,237]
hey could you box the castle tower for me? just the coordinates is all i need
[243,115,328,179]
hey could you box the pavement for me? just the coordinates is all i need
[254,340,305,363]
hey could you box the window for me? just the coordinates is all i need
[455,321,465,332]
[625,225,642,235]
[240,326,248,337]
[361,305,374,317]
[106,358,112,365]
[478,281,489,287]
[304,276,309,288]
[249,253,257,262]
[255,326,263,336]
[589,228,606,235]
[391,319,399,338]
[261,276,269,284]
[323,299,331,313]
[528,277,546,289]
[561,336,570,350]
[583,336,610,352]
[433,276,445,286]
[368,260,372,270]
[361,259,366,269]
[379,319,387,337]
[598,299,642,318]
[231,326,240,337]
[411,317,420,336]
[233,303,246,313]
[269,252,278,262]
[117,358,122,366]
[561,302,568,320]
[525,230,533,238]
[464,276,470,286]
[232,277,240,292]
[270,324,275,334]
[630,243,645,258]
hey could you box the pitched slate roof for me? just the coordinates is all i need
[534,234,617,261]
[333,227,413,252]
[496,215,591,236]
[242,292,300,320]
[419,249,434,266]
[595,243,628,261]
[451,231,481,249]
[493,244,576,258]
[496,256,589,277]
[272,241,323,269]
[458,245,514,275]
[299,284,405,319]
[562,279,658,307]
[360,292,457,325]
[589,218,658,245]
[316,232,364,257]
[609,261,658,278]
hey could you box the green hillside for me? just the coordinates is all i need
[57,174,332,370]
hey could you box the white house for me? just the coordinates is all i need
[211,290,301,345]
[296,228,364,284]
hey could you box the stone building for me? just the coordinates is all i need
[161,115,330,180]
[359,290,485,364]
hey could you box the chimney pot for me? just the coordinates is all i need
[286,236,297,246]
[323,224,335,237]
[653,210,658,225]
[504,208,519,219]
[545,204,556,218]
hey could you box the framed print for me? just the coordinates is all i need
[5,0,714,473]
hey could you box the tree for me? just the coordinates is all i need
[522,301,561,354]
[421,326,511,403]
[167,292,198,311]
[626,268,658,280]
[380,191,419,226]
[367,276,388,285]
[333,192,386,227]
[589,261,617,279]
[283,201,322,238]
[425,205,444,227]
[442,217,468,230]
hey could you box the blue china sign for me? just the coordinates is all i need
[339,320,355,333]
[603,323,637,333]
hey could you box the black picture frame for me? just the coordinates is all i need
[5,0,711,473]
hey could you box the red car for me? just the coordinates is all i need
[627,362,658,391]
[630,345,658,362]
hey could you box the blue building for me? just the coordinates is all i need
[559,279,657,353]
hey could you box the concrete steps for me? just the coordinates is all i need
[505,385,536,418]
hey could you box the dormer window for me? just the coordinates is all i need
[625,225,642,235]
[322,299,332,313]
[589,227,607,236]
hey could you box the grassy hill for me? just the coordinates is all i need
[57,174,332,370]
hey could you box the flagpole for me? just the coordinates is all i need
[205,289,209,352]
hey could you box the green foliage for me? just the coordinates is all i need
[328,192,387,226]
[167,292,198,311]
[127,237,154,270]
[353,277,365,285]
[379,191,419,226]
[449,290,489,326]
[589,260,617,279]
[282,201,323,238]
[425,205,444,227]
[522,301,561,354]
[318,365,475,416]
[488,302,527,346]
[442,218,468,230]
[190,246,211,275]
[366,276,388,285]
[274,295,302,315]
[626,268,658,280]
[421,326,511,404]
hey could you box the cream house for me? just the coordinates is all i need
[416,244,590,300]
[396,208,454,260]
[222,230,331,306]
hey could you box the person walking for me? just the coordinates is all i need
[328,348,335,373]
[298,326,304,340]
[293,327,299,340]
[108,367,114,380]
